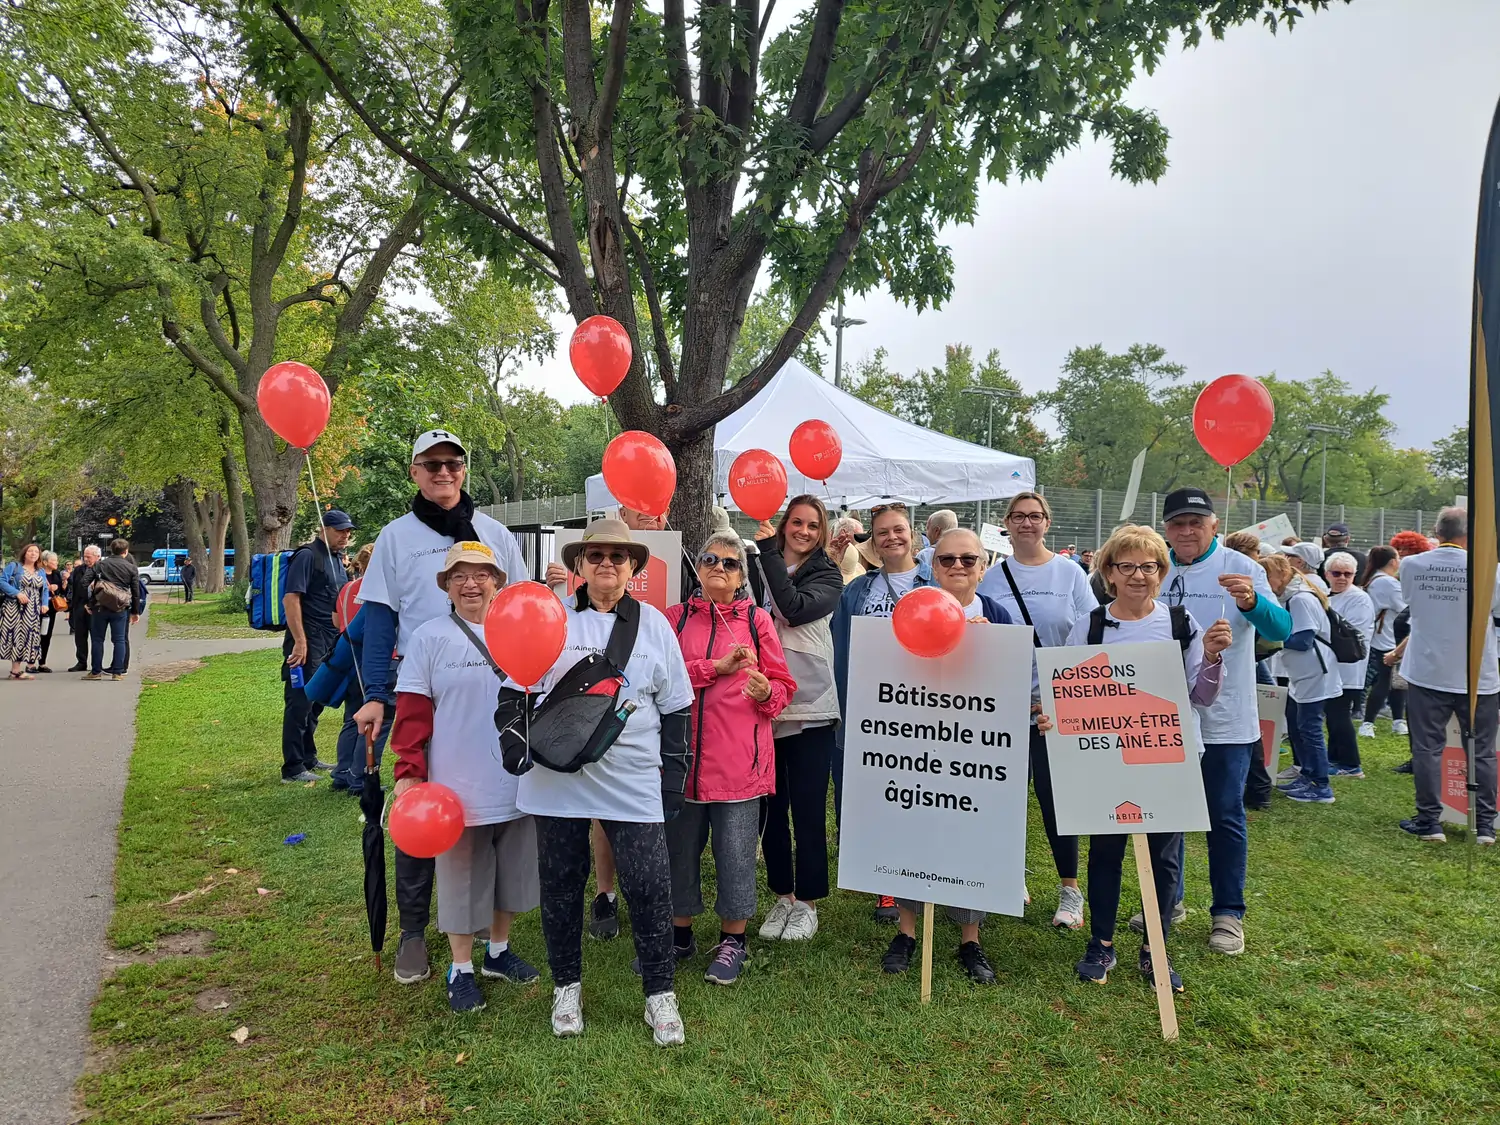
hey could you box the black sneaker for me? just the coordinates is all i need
[1393,759,1414,775]
[873,895,900,924]
[630,935,697,975]
[482,947,540,982]
[1399,818,1446,842]
[957,941,997,984]
[446,968,485,1013]
[881,932,916,974]
[590,892,620,940]
[1138,946,1184,993]
[1075,938,1117,984]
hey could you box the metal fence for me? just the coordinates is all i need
[482,489,1434,552]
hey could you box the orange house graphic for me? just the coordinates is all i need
[1052,652,1186,765]
[1114,802,1144,825]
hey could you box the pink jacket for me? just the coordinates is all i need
[666,595,797,803]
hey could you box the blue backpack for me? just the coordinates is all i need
[247,549,306,631]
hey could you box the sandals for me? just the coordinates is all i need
[9,671,36,680]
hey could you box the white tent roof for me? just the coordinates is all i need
[586,359,1036,511]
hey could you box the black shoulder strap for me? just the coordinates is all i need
[1168,604,1192,653]
[603,595,641,672]
[450,612,503,677]
[748,605,764,661]
[1000,559,1043,648]
[1086,605,1108,646]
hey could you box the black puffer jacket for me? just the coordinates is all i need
[746,538,844,626]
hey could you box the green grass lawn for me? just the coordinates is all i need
[84,649,1500,1124]
[146,593,262,640]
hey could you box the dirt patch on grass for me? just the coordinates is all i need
[194,987,236,1012]
[143,658,205,682]
[103,929,215,975]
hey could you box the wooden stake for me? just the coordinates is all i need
[1133,834,1180,1042]
[919,902,936,1005]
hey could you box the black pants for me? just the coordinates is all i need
[1363,655,1406,723]
[1086,831,1183,945]
[183,579,194,602]
[71,613,89,668]
[280,632,331,779]
[396,847,435,936]
[1326,687,1364,771]
[535,816,675,996]
[37,612,57,667]
[1408,686,1499,833]
[763,726,833,901]
[1029,726,1079,880]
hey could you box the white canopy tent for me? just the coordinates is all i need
[585,359,1036,511]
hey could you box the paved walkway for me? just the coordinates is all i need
[0,610,282,1125]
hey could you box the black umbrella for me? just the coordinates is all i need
[359,730,388,972]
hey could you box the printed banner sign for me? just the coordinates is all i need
[1235,513,1298,547]
[1035,641,1210,836]
[1256,683,1288,770]
[836,616,1034,915]
[552,529,683,611]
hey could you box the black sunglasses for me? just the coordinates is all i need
[935,553,982,569]
[584,548,631,566]
[415,458,466,474]
[698,552,742,572]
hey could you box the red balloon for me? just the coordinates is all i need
[388,782,465,858]
[788,419,843,481]
[728,449,789,520]
[601,430,676,517]
[570,315,633,398]
[1192,374,1275,468]
[485,581,568,688]
[256,361,330,448]
[335,577,362,634]
[892,586,967,659]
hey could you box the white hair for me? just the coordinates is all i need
[926,509,959,537]
[700,532,748,576]
[1324,551,1359,574]
[83,544,102,561]
[835,516,863,537]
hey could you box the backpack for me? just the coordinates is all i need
[1320,605,1367,664]
[91,576,132,614]
[246,548,306,631]
[1086,604,1193,652]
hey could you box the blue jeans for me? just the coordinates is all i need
[1198,742,1253,918]
[1286,697,1330,788]
[89,609,128,674]
[332,694,392,792]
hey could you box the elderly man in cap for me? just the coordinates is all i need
[1153,487,1292,956]
[1319,523,1366,584]
[354,429,530,985]
[280,509,356,784]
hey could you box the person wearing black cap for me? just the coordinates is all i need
[1153,487,1292,958]
[1318,524,1366,586]
[280,509,356,784]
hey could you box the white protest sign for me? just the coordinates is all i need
[552,528,683,610]
[979,523,1013,556]
[1035,641,1210,835]
[1438,717,1499,826]
[836,616,1034,916]
[1256,683,1288,770]
[1235,513,1297,547]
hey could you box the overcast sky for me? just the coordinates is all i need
[511,0,1500,451]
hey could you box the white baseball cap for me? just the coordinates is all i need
[411,428,468,463]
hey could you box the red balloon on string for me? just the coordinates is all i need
[892,587,967,659]
[570,315,633,398]
[335,577,363,634]
[485,581,568,688]
[1192,375,1275,468]
[728,449,788,520]
[601,430,676,517]
[256,361,330,448]
[788,420,843,481]
[388,782,466,858]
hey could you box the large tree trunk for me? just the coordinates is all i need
[242,414,304,553]
[666,432,716,562]
[166,480,209,582]
[195,492,226,592]
[221,417,252,579]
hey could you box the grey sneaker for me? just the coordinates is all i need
[311,759,335,771]
[1051,885,1085,930]
[758,898,794,940]
[393,932,431,984]
[1275,765,1301,782]
[704,939,747,985]
[280,770,320,784]
[644,991,685,1046]
[1208,914,1245,955]
[1128,899,1187,934]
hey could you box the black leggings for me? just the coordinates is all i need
[763,726,833,901]
[1029,726,1079,880]
[1326,688,1364,770]
[1086,831,1183,945]
[1364,656,1406,723]
[396,848,434,936]
[535,816,675,996]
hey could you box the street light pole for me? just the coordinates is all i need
[1306,422,1346,535]
[962,386,1024,525]
[830,300,866,389]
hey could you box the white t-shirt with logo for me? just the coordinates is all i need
[1329,585,1375,690]
[1365,572,1405,651]
[1280,589,1345,704]
[515,602,694,823]
[977,554,1097,702]
[1160,544,1278,744]
[397,614,520,826]
[1063,601,1208,758]
[861,568,920,618]
[1399,547,1500,695]
[358,511,529,655]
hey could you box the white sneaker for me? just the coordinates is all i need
[1051,885,1084,930]
[1478,834,1497,846]
[781,901,819,941]
[758,897,794,940]
[1392,719,1409,736]
[644,991,685,1047]
[1358,722,1376,738]
[551,983,583,1037]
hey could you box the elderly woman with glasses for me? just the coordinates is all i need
[663,532,796,985]
[1040,525,1231,994]
[511,519,694,1047]
[1324,551,1375,778]
[881,527,1013,984]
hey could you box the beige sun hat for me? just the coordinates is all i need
[561,518,650,573]
[435,541,506,590]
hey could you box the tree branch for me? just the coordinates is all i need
[622,212,677,398]
[162,321,256,413]
[265,106,311,273]
[786,0,846,129]
[725,0,760,136]
[594,0,634,137]
[200,275,249,374]
[662,0,696,117]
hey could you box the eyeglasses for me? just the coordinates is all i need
[1327,571,1355,578]
[415,458,466,474]
[449,571,493,588]
[1110,561,1163,578]
[698,553,742,572]
[1007,512,1047,524]
[935,553,982,569]
[1166,572,1186,605]
[584,549,631,567]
